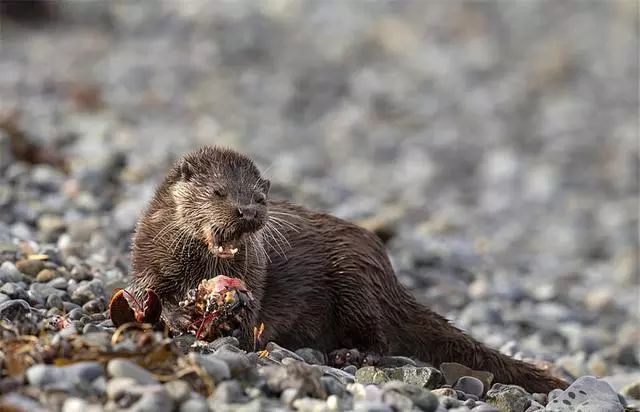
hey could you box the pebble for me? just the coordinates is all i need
[107,359,158,385]
[353,400,394,412]
[471,404,499,412]
[213,348,255,376]
[545,376,624,411]
[0,261,23,282]
[180,396,209,412]
[296,347,327,365]
[35,268,56,282]
[0,299,31,320]
[16,259,45,277]
[382,381,439,412]
[382,390,414,411]
[0,393,48,412]
[265,341,306,362]
[455,376,485,398]
[211,380,247,404]
[61,398,103,412]
[485,384,531,412]
[440,363,494,391]
[164,379,193,402]
[432,387,458,398]
[322,375,347,397]
[27,362,104,389]
[293,397,331,412]
[207,336,240,351]
[189,353,232,383]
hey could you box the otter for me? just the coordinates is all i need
[130,146,568,393]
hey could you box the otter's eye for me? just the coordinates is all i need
[255,192,267,205]
[213,188,227,198]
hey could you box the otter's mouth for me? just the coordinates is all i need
[204,230,241,259]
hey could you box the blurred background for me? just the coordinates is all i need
[0,0,638,376]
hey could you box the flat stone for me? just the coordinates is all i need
[164,379,192,402]
[355,366,389,385]
[485,383,530,412]
[441,362,494,393]
[27,362,104,389]
[455,376,485,397]
[384,366,442,389]
[0,299,30,320]
[545,376,624,412]
[107,358,158,385]
[180,396,209,412]
[189,353,231,383]
[0,261,23,282]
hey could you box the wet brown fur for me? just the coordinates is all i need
[131,146,568,394]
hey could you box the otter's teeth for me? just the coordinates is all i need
[230,247,239,254]
[218,246,224,253]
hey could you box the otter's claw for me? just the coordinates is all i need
[329,348,380,368]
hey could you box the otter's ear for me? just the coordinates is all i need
[179,160,195,181]
[261,179,271,194]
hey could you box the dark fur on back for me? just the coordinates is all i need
[131,146,568,393]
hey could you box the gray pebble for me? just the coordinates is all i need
[0,282,19,297]
[295,347,327,365]
[107,359,158,385]
[82,298,104,313]
[27,362,104,388]
[180,396,208,412]
[207,336,240,351]
[545,376,624,412]
[0,261,23,282]
[265,341,305,362]
[68,307,85,320]
[106,377,138,400]
[164,379,192,402]
[48,277,68,290]
[353,400,394,412]
[46,294,64,310]
[30,282,66,299]
[82,323,102,334]
[211,379,247,404]
[383,390,414,411]
[455,376,485,398]
[471,404,500,412]
[213,349,254,376]
[280,388,299,406]
[189,353,231,382]
[0,299,31,320]
[0,393,47,412]
[322,375,347,397]
[485,384,531,412]
[128,385,173,412]
[61,398,103,412]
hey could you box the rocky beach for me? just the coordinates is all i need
[0,1,638,411]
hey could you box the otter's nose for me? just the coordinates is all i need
[237,206,257,221]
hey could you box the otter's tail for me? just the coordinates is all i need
[404,306,569,394]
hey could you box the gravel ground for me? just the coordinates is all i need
[0,1,638,411]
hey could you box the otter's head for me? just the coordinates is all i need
[169,146,270,259]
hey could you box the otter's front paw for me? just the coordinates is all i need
[329,348,380,368]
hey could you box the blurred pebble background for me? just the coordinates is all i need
[0,0,638,380]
